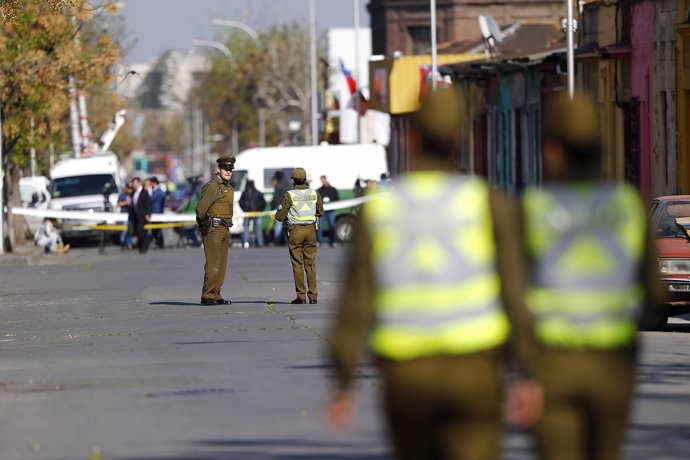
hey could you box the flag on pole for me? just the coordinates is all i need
[339,59,357,95]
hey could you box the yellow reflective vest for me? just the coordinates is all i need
[365,172,509,360]
[287,188,318,224]
[522,183,646,349]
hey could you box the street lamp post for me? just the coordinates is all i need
[430,0,438,91]
[214,20,268,148]
[353,0,361,143]
[192,38,239,165]
[566,0,576,100]
[309,0,318,146]
[0,104,4,255]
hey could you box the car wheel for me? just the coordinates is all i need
[639,305,669,331]
[334,215,355,243]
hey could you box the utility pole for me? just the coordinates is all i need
[354,0,361,143]
[0,104,4,255]
[30,117,36,177]
[566,0,576,99]
[430,0,438,91]
[68,76,82,157]
[259,108,266,148]
[309,0,318,145]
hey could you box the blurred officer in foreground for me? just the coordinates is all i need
[514,92,665,460]
[275,167,324,304]
[196,155,235,306]
[326,87,534,460]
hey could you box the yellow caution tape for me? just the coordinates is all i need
[90,222,197,231]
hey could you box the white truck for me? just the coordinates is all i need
[231,143,388,241]
[48,153,125,240]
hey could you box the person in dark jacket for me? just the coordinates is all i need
[271,171,292,246]
[239,179,267,247]
[130,176,151,254]
[148,176,166,249]
[116,183,133,251]
[317,175,339,247]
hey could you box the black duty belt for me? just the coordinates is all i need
[207,217,230,228]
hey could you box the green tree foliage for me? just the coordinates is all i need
[190,22,327,152]
[0,0,121,250]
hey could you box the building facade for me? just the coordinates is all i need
[368,0,564,55]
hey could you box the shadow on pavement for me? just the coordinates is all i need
[625,422,690,459]
[636,362,690,387]
[149,301,203,306]
[115,438,388,460]
[149,300,269,306]
[172,340,252,345]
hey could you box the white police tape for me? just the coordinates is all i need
[11,194,379,223]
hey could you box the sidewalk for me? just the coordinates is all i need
[0,242,130,267]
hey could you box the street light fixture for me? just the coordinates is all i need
[191,39,233,63]
[211,19,260,43]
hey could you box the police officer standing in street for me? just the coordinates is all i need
[326,88,533,460]
[512,92,665,460]
[196,155,236,306]
[274,167,324,304]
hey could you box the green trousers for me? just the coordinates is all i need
[534,348,635,460]
[287,224,318,300]
[201,225,229,301]
[380,352,503,460]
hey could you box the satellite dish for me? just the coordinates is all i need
[479,15,503,43]
[478,15,503,58]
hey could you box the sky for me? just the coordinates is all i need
[118,0,371,63]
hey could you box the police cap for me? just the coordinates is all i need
[543,92,599,146]
[291,167,307,180]
[216,155,236,170]
[412,87,462,141]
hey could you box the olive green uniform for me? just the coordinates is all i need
[517,189,665,460]
[329,163,533,460]
[196,175,234,302]
[274,184,324,302]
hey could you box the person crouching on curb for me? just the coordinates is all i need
[274,167,324,304]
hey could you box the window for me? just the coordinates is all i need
[51,174,117,198]
[408,26,432,55]
[263,168,293,190]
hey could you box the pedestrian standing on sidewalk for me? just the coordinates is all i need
[274,167,324,304]
[317,175,339,247]
[511,92,666,460]
[196,155,235,306]
[239,179,267,248]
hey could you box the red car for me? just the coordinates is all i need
[649,196,690,329]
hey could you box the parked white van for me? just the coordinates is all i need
[19,176,50,209]
[19,175,51,233]
[49,153,125,240]
[231,143,388,241]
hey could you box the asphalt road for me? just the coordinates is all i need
[0,244,688,460]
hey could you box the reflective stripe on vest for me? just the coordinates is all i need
[287,189,317,224]
[523,183,646,349]
[365,172,509,360]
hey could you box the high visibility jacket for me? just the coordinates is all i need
[365,172,510,361]
[287,188,318,224]
[522,183,646,349]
